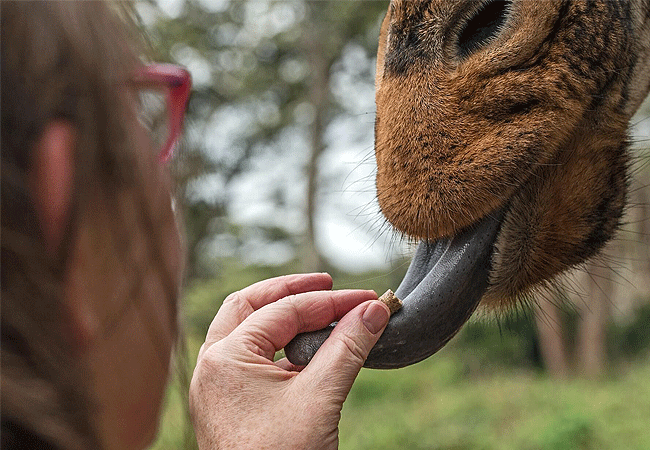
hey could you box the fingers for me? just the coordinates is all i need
[203,273,333,350]
[228,289,379,360]
[300,300,390,398]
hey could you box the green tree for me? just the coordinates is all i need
[140,0,389,276]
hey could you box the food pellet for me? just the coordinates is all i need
[378,289,402,315]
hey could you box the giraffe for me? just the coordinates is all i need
[286,0,650,368]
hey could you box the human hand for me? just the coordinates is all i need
[189,273,390,450]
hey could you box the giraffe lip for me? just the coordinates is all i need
[284,208,505,369]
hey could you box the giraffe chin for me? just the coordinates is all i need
[284,208,505,369]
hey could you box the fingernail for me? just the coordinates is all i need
[362,301,390,335]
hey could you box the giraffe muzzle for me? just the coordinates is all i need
[284,208,505,369]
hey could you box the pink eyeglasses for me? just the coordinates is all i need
[131,64,192,163]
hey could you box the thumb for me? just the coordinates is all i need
[301,300,390,398]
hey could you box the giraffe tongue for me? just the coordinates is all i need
[284,209,504,369]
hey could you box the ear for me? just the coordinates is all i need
[30,121,100,349]
[30,120,76,256]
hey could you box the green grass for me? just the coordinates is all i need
[339,350,650,450]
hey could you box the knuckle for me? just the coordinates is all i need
[276,276,295,299]
[257,278,291,303]
[281,294,307,331]
[281,293,298,304]
[222,290,253,317]
[222,290,243,308]
[335,333,368,364]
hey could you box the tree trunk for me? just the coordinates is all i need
[301,18,329,273]
[576,261,612,378]
[534,297,571,379]
[634,180,650,277]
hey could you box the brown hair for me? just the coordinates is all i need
[1,2,180,448]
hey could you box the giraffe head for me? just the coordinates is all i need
[285,0,649,368]
[370,0,650,366]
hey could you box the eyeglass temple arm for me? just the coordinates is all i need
[159,79,191,162]
[160,70,192,162]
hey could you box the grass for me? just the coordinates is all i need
[339,350,650,450]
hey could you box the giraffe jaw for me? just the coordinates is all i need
[285,208,504,369]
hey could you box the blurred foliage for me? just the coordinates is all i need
[138,0,390,276]
[453,312,542,374]
[181,255,410,339]
[453,300,650,376]
[608,302,650,363]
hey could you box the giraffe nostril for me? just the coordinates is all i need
[457,0,512,59]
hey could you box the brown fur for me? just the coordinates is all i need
[374,0,650,308]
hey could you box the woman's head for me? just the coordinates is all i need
[2,2,185,449]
